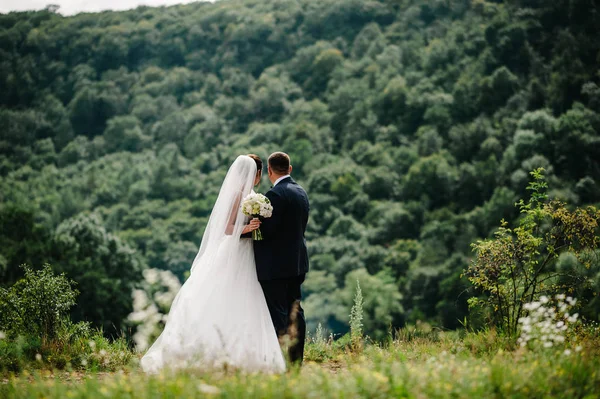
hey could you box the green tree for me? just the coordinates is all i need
[104,116,148,153]
[0,204,51,286]
[52,213,145,336]
[68,83,125,137]
[1,0,600,339]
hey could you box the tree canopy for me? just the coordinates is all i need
[0,0,599,337]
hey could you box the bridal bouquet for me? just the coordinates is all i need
[241,193,273,240]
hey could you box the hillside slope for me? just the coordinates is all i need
[0,0,599,336]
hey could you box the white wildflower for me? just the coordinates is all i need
[127,268,182,352]
[154,291,176,309]
[518,294,580,353]
[35,353,42,362]
[159,270,181,293]
[568,313,579,323]
[133,335,149,353]
[198,383,221,395]
[132,289,149,310]
[524,302,541,311]
[143,268,160,285]
[0,331,5,340]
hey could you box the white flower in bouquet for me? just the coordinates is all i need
[240,193,273,240]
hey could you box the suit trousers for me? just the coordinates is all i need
[259,275,306,364]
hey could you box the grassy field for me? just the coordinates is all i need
[2,329,599,399]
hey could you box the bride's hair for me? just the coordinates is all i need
[247,154,263,174]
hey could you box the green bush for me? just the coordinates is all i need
[466,169,600,337]
[0,264,77,340]
[0,264,134,373]
[0,321,133,373]
[0,335,41,373]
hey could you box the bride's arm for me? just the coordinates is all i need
[225,192,260,236]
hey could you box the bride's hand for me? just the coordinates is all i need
[242,218,261,235]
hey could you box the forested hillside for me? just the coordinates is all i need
[1,0,599,338]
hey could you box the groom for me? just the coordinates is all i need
[253,152,309,364]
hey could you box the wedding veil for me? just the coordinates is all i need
[190,155,257,274]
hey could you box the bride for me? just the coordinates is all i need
[141,155,286,374]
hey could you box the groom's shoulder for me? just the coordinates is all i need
[280,178,299,190]
[283,179,308,199]
[270,179,293,196]
[289,178,307,192]
[266,185,284,200]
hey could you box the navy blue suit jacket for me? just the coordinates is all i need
[253,177,310,281]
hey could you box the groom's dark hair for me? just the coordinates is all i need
[268,152,290,175]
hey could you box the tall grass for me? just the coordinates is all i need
[2,330,599,399]
[349,280,364,352]
[0,327,134,374]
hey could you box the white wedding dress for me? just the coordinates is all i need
[141,156,286,374]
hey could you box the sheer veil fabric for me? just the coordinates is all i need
[141,155,286,374]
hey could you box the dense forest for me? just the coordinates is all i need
[1,0,599,339]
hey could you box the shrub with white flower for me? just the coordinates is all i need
[127,268,181,352]
[240,192,273,240]
[518,294,581,354]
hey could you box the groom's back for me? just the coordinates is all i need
[254,177,309,281]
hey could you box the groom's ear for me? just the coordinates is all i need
[289,165,293,175]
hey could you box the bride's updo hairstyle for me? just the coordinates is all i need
[268,152,290,174]
[247,154,263,175]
